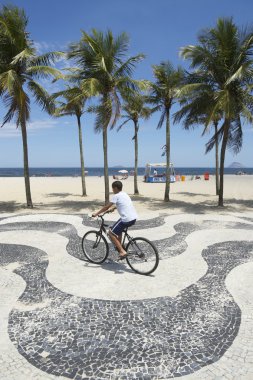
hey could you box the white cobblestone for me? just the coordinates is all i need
[0,212,253,379]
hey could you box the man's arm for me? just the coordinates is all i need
[92,203,115,217]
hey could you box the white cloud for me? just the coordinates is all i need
[0,119,60,138]
[34,41,68,55]
[34,41,52,54]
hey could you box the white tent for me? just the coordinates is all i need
[145,163,175,179]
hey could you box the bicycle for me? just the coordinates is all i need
[81,212,159,275]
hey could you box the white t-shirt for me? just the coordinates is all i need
[110,191,138,223]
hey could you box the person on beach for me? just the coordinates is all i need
[92,181,138,260]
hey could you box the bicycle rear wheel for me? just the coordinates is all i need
[126,237,159,275]
[82,230,109,264]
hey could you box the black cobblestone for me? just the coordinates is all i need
[0,215,252,379]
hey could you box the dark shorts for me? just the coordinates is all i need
[110,218,136,237]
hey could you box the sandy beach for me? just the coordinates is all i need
[1,174,252,215]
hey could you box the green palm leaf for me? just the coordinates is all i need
[26,65,63,79]
[28,81,55,114]
[29,51,65,66]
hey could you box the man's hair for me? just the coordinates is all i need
[112,181,123,191]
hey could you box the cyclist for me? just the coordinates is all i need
[92,180,138,260]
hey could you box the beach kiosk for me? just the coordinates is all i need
[144,163,176,183]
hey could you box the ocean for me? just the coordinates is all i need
[0,167,252,177]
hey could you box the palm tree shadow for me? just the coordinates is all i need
[0,201,27,213]
[39,199,104,212]
[131,195,253,214]
[1,195,252,214]
[176,192,212,197]
[0,199,104,213]
[46,193,73,198]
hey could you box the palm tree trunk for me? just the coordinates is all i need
[214,122,220,196]
[77,115,87,196]
[134,120,139,195]
[103,126,110,204]
[218,120,229,207]
[164,109,171,202]
[20,119,33,208]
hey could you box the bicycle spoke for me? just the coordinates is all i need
[82,231,109,264]
[126,238,159,275]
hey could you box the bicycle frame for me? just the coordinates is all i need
[96,214,132,248]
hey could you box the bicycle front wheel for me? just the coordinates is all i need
[82,230,109,264]
[126,237,159,275]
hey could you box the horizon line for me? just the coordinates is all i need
[0,166,250,169]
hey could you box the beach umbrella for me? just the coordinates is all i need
[118,170,128,173]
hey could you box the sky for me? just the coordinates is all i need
[0,0,253,168]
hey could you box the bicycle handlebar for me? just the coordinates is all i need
[99,210,113,217]
[92,210,111,219]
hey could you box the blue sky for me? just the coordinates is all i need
[0,0,253,168]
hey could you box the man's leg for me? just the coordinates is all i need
[109,231,126,257]
[117,233,122,245]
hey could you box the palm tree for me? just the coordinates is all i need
[0,5,62,208]
[213,120,220,196]
[148,61,184,202]
[52,86,89,196]
[180,18,253,206]
[174,72,221,195]
[68,29,144,204]
[117,92,152,195]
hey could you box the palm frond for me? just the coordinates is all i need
[111,31,129,58]
[29,51,65,66]
[0,69,22,94]
[225,62,253,85]
[80,78,101,96]
[0,5,28,46]
[1,94,18,127]
[227,118,243,154]
[94,101,112,133]
[115,54,145,77]
[116,117,131,132]
[157,109,166,129]
[26,65,63,80]
[109,89,121,129]
[1,88,30,127]
[53,107,76,117]
[11,47,35,65]
[28,80,55,114]
[205,122,224,153]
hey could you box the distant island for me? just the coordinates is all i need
[228,162,245,169]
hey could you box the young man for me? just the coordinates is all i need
[92,181,138,259]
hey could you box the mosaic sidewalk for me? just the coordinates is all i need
[0,212,253,380]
